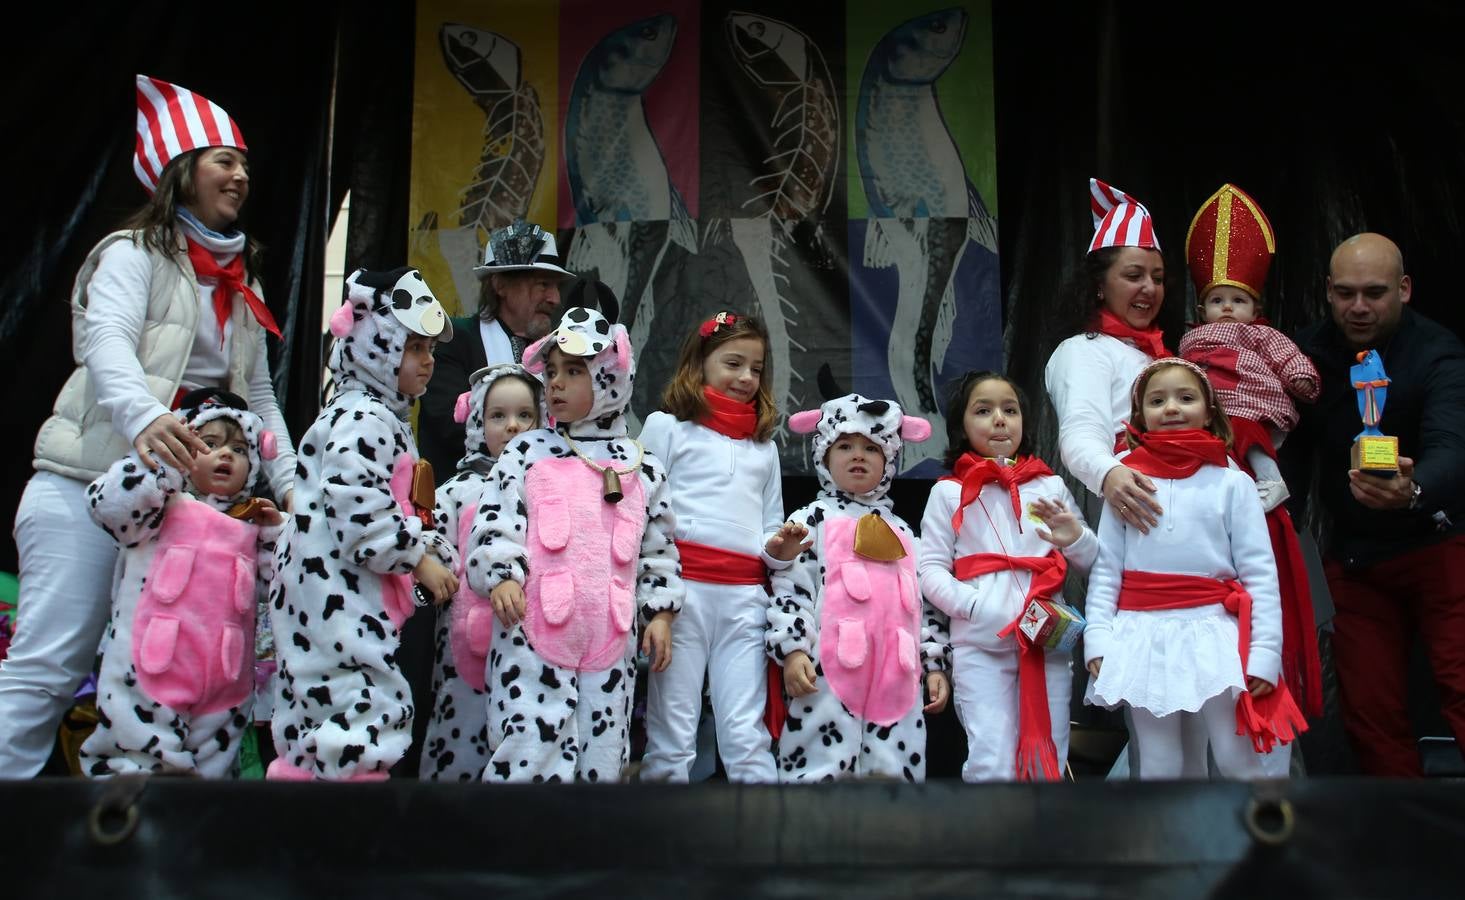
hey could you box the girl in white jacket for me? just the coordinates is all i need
[639,312,804,783]
[1084,358,1304,779]
[919,372,1096,782]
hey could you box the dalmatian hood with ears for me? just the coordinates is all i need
[789,393,932,506]
[327,267,453,414]
[521,306,635,438]
[175,388,279,507]
[452,363,542,474]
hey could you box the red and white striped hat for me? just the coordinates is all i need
[133,75,247,193]
[1088,177,1160,254]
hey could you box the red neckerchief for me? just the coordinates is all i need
[942,452,1053,534]
[1094,308,1168,359]
[186,239,281,347]
[1121,425,1228,479]
[697,386,757,440]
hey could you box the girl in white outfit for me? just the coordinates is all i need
[1084,359,1305,779]
[640,312,805,783]
[919,372,1097,782]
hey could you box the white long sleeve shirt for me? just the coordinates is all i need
[637,412,787,565]
[1044,333,1152,497]
[1082,463,1283,686]
[918,474,1097,652]
[81,239,295,498]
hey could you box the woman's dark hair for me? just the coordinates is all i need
[120,148,263,278]
[941,370,1035,469]
[1047,246,1124,346]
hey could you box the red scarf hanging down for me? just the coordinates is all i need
[186,239,281,348]
[1121,426,1229,479]
[1225,416,1323,719]
[1118,570,1308,753]
[697,386,758,440]
[1095,308,1168,359]
[955,550,1069,781]
[943,453,1053,535]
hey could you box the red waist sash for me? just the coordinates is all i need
[676,540,765,585]
[1117,570,1306,752]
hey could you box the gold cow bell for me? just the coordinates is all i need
[854,513,905,561]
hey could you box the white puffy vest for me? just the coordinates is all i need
[32,230,262,481]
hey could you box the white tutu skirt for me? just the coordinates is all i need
[1085,605,1246,717]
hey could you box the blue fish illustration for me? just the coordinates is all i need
[855,8,998,458]
[565,13,697,405]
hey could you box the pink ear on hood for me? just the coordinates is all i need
[788,409,823,435]
[453,391,472,424]
[521,336,550,375]
[613,326,632,372]
[259,430,278,461]
[900,416,932,443]
[328,301,356,338]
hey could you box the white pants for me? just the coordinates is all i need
[1129,693,1269,780]
[642,580,776,783]
[0,471,118,778]
[951,639,1072,782]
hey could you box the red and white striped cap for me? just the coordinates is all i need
[1088,177,1160,254]
[133,75,247,193]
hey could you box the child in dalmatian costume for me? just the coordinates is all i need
[80,389,283,777]
[768,382,952,782]
[268,268,459,781]
[421,364,541,782]
[466,307,684,783]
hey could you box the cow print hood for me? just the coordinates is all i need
[453,363,542,474]
[327,267,453,416]
[522,306,635,439]
[788,392,932,506]
[175,388,279,507]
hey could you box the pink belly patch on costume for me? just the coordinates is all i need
[450,492,494,692]
[381,452,421,631]
[818,515,921,726]
[522,456,645,672]
[133,495,258,714]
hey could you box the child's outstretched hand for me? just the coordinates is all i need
[1032,498,1082,548]
[923,671,950,714]
[1246,676,1274,698]
[783,650,819,697]
[414,555,459,607]
[641,610,676,673]
[1087,658,1102,678]
[765,520,813,561]
[489,579,526,625]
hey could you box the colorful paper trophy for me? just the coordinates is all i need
[1350,349,1399,476]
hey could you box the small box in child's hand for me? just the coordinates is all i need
[1018,599,1086,652]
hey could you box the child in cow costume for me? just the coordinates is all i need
[420,363,541,782]
[80,389,283,777]
[466,306,683,783]
[268,267,459,780]
[767,371,951,782]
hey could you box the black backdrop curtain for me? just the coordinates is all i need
[6,0,1465,573]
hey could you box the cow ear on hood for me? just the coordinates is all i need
[788,409,823,435]
[900,415,932,443]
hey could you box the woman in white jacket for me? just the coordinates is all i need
[0,76,296,777]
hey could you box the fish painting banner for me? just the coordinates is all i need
[410,0,1000,475]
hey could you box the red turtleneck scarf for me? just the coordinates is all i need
[697,386,757,440]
